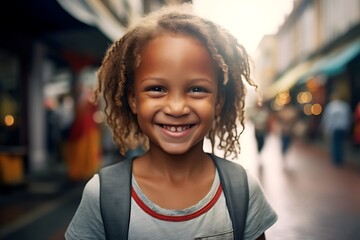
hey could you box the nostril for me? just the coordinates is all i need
[163,103,190,117]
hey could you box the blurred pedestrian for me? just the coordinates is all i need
[56,94,74,141]
[44,97,61,162]
[353,102,360,149]
[247,104,270,155]
[321,93,352,167]
[276,104,299,157]
[54,93,74,162]
[64,85,101,181]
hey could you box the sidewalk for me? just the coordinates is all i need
[0,162,85,238]
[0,152,123,239]
[297,136,360,170]
[257,133,360,240]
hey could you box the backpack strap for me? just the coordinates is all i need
[211,154,249,240]
[99,157,132,239]
[99,154,249,240]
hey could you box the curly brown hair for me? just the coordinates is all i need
[94,3,257,159]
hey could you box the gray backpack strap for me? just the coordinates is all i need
[99,154,248,240]
[211,154,249,240]
[99,157,132,240]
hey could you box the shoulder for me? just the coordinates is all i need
[100,159,130,173]
[81,174,100,203]
[243,170,278,239]
[245,171,263,199]
[211,156,278,239]
[99,160,132,191]
[65,174,104,239]
[210,155,247,187]
[211,154,246,171]
[211,156,248,192]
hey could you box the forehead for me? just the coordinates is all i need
[136,32,217,76]
[140,32,214,67]
[145,32,207,54]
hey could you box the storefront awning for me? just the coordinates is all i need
[262,60,314,100]
[306,38,360,77]
[264,38,360,101]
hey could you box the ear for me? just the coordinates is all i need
[215,95,224,116]
[127,90,138,114]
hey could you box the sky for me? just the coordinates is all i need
[192,0,294,55]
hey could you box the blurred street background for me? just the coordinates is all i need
[0,0,359,239]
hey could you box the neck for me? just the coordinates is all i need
[139,141,212,180]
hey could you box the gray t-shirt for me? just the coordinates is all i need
[65,169,277,240]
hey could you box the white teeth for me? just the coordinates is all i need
[164,125,190,132]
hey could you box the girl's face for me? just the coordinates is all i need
[129,33,222,155]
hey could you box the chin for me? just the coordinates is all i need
[158,144,192,155]
[162,148,189,155]
[159,141,205,156]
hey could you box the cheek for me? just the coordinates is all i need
[194,100,217,119]
[137,95,156,109]
[135,97,159,121]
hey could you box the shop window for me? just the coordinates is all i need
[0,50,21,146]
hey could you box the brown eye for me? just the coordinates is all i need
[146,86,166,92]
[189,87,208,93]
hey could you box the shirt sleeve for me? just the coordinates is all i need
[65,174,105,240]
[243,171,278,240]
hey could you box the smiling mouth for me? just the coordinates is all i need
[162,125,193,133]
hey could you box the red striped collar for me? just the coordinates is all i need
[131,184,223,222]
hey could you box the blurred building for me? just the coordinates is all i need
[0,0,190,187]
[253,0,360,139]
[252,35,278,93]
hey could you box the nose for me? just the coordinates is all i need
[163,93,190,117]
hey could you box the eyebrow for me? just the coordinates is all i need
[139,76,215,83]
[188,77,217,85]
[138,77,166,83]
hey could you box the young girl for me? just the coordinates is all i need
[66,3,277,240]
